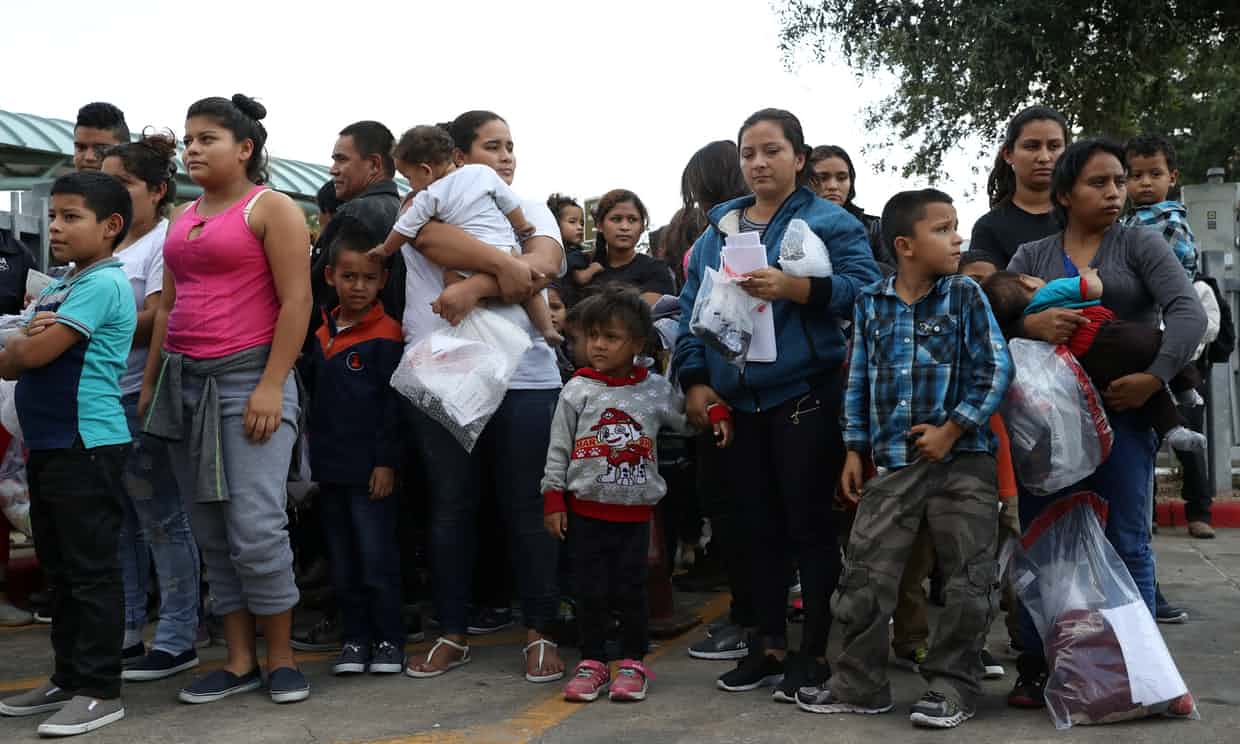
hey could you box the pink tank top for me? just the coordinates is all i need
[164,184,281,359]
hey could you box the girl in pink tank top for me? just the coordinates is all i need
[139,94,312,702]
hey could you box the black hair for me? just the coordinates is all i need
[546,193,582,222]
[316,179,341,214]
[808,144,869,219]
[50,171,132,249]
[339,120,396,177]
[880,188,954,262]
[1051,138,1128,226]
[103,131,179,217]
[573,285,654,348]
[75,102,130,143]
[681,140,749,215]
[392,125,455,166]
[957,251,993,275]
[1125,134,1179,172]
[737,108,811,187]
[328,215,384,266]
[445,110,507,154]
[592,189,649,267]
[981,271,1034,337]
[661,206,707,287]
[986,106,1070,207]
[185,94,270,184]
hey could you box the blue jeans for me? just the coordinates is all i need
[408,389,560,636]
[318,483,403,647]
[118,392,200,655]
[1018,412,1157,656]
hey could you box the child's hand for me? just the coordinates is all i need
[23,311,59,337]
[838,451,865,506]
[908,421,964,463]
[243,380,284,443]
[713,418,733,448]
[515,222,537,241]
[369,466,396,500]
[368,244,391,261]
[544,512,567,540]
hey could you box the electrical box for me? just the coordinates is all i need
[1183,182,1240,291]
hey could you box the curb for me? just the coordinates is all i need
[1156,500,1240,528]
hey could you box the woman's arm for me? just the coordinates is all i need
[1133,227,1207,382]
[1008,240,1089,344]
[415,222,538,302]
[429,234,563,325]
[138,268,174,418]
[248,191,312,442]
[133,291,161,347]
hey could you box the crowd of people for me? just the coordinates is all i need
[0,95,1226,736]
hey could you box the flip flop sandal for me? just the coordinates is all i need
[523,638,565,683]
[405,637,471,678]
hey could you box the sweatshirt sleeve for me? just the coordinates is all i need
[659,378,698,437]
[820,212,882,318]
[540,386,579,510]
[672,232,712,390]
[1025,277,1087,315]
[1130,227,1207,381]
[374,339,405,468]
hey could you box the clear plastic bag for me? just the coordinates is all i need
[778,218,833,278]
[1013,492,1198,728]
[1000,339,1113,495]
[390,307,531,453]
[689,267,761,369]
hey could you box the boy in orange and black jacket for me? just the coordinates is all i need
[299,217,406,677]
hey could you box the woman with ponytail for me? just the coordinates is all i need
[140,94,313,705]
[577,189,674,303]
[967,107,1069,271]
[100,133,202,682]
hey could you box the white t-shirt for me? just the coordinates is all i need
[402,197,565,390]
[115,219,166,396]
[393,164,522,247]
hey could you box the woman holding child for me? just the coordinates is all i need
[674,108,881,700]
[1002,138,1205,706]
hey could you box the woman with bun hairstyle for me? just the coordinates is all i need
[101,133,203,682]
[140,95,313,705]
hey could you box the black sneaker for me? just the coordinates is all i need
[178,668,262,704]
[688,623,748,660]
[268,667,310,704]
[773,653,830,703]
[1155,589,1189,624]
[909,690,974,728]
[332,642,370,675]
[980,649,1005,680]
[291,616,342,651]
[795,682,893,715]
[716,649,784,692]
[404,606,426,643]
[1007,655,1048,709]
[122,649,200,682]
[370,641,405,674]
[467,606,514,635]
[121,642,145,666]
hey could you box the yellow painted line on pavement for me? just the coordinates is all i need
[361,593,732,744]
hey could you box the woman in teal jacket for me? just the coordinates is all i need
[674,109,880,700]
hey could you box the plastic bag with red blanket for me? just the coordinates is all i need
[1012,492,1198,729]
[1000,339,1113,496]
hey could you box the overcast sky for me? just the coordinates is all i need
[2,0,993,236]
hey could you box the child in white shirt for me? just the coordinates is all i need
[371,125,560,343]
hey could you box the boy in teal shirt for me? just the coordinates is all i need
[0,172,137,736]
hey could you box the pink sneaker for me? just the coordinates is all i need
[563,660,609,702]
[609,659,652,702]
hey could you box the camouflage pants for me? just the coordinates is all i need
[830,453,999,708]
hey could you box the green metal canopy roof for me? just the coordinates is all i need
[0,108,396,207]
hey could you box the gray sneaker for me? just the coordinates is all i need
[36,696,125,737]
[0,682,74,716]
[688,623,748,660]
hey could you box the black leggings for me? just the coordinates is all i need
[727,378,846,658]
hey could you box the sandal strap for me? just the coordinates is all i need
[426,636,469,661]
[523,638,558,654]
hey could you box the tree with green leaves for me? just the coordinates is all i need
[776,1,1240,183]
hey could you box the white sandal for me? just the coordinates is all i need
[405,637,471,678]
[523,638,565,683]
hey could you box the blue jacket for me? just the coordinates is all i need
[673,187,881,411]
[300,302,404,485]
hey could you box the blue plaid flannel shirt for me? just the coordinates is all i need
[1124,201,1197,280]
[843,274,1013,469]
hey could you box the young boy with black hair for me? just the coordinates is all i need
[542,287,730,704]
[797,189,1012,729]
[1123,135,1197,279]
[299,217,406,677]
[0,172,137,736]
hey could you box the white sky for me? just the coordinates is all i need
[1,0,993,236]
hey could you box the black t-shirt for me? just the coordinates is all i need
[586,252,675,296]
[967,201,1060,270]
[0,229,36,316]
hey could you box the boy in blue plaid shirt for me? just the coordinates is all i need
[796,189,1012,729]
[1123,135,1197,279]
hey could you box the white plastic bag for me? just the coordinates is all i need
[689,267,761,369]
[1014,492,1197,728]
[778,218,833,278]
[999,339,1113,495]
[390,307,532,452]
